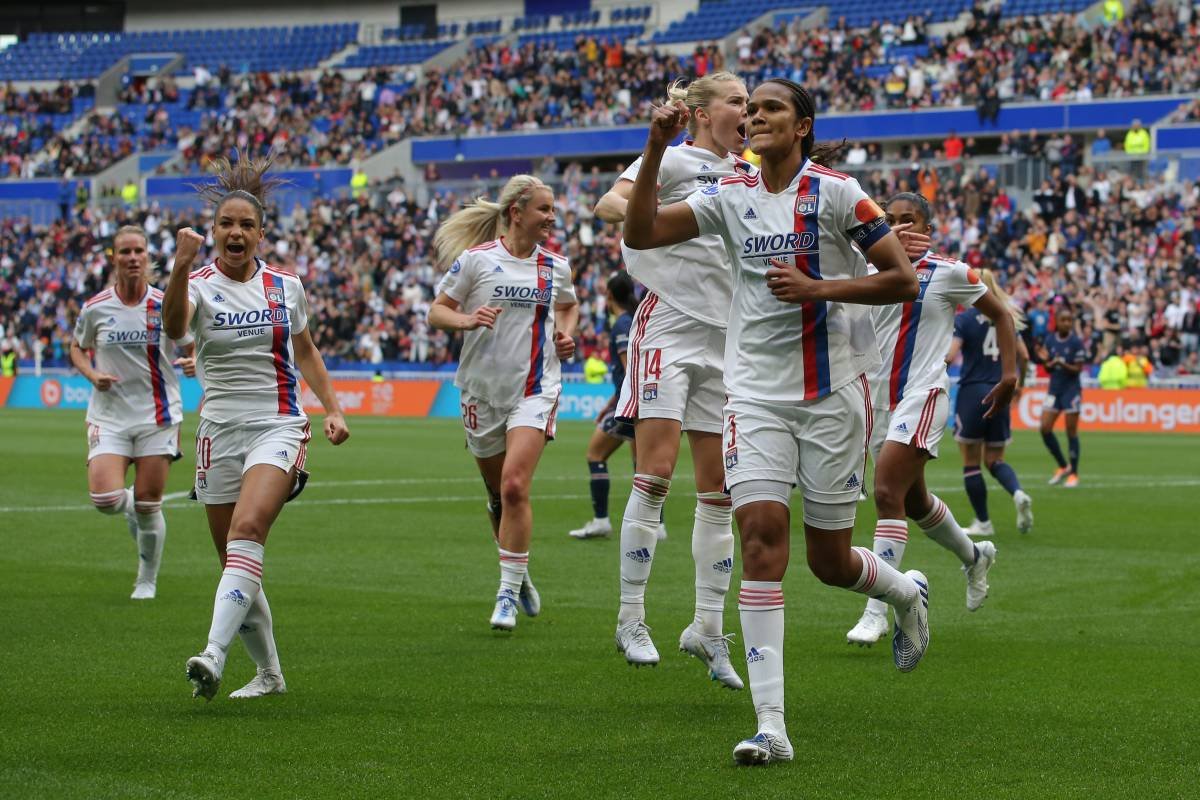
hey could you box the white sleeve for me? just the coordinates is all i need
[617,155,644,184]
[436,251,476,304]
[684,183,728,239]
[291,278,310,331]
[555,259,578,305]
[186,279,202,333]
[944,262,988,307]
[73,306,95,348]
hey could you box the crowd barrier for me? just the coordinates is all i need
[4,376,1198,433]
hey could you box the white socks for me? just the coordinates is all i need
[692,492,734,635]
[866,519,908,616]
[738,581,785,735]
[238,589,281,673]
[618,474,670,625]
[133,499,166,585]
[498,548,528,596]
[850,546,917,608]
[90,487,130,516]
[205,539,264,670]
[917,494,976,566]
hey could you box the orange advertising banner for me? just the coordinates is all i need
[0,377,12,407]
[1011,387,1200,433]
[299,379,441,417]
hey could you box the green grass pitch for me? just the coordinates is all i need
[0,409,1195,798]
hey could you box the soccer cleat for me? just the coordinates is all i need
[519,573,541,617]
[655,523,668,541]
[1049,466,1071,485]
[733,731,794,766]
[229,668,287,699]
[679,624,744,689]
[846,607,889,646]
[490,590,519,631]
[1064,474,1079,488]
[123,488,137,542]
[964,518,995,538]
[185,651,222,701]
[130,581,156,600]
[964,541,997,612]
[615,620,660,666]
[892,571,930,672]
[568,518,612,539]
[1014,490,1034,534]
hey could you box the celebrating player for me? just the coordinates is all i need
[596,73,752,689]
[846,193,1018,648]
[624,78,930,765]
[162,155,350,701]
[428,174,579,632]
[948,269,1034,537]
[1037,306,1088,487]
[568,271,637,540]
[70,225,196,600]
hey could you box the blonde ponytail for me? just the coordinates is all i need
[663,71,745,137]
[433,174,549,270]
[980,268,1027,332]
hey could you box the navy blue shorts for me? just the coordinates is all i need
[954,382,1012,446]
[1044,383,1082,414]
[598,399,635,441]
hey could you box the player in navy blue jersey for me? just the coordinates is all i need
[569,272,640,539]
[1036,306,1089,488]
[948,270,1033,537]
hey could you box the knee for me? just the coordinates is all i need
[983,455,1001,471]
[90,488,125,515]
[872,480,905,515]
[500,474,530,507]
[229,516,270,542]
[806,549,855,588]
[133,498,163,516]
[737,514,781,566]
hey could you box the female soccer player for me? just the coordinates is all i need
[624,78,928,765]
[162,155,350,701]
[70,225,196,600]
[595,73,752,689]
[1037,305,1088,487]
[948,269,1033,537]
[568,271,637,540]
[846,193,1018,647]
[428,174,579,632]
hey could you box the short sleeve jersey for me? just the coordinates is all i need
[619,142,755,327]
[868,251,987,409]
[954,309,1005,386]
[610,311,633,390]
[685,160,891,402]
[187,258,309,425]
[436,239,578,409]
[73,285,187,429]
[1043,331,1088,395]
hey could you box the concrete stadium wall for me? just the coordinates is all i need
[124,0,525,31]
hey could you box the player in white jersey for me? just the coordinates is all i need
[69,225,196,600]
[596,73,752,689]
[161,155,350,702]
[624,78,933,765]
[429,175,579,633]
[846,193,1019,647]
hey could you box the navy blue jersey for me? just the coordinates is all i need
[1043,331,1087,395]
[610,312,632,390]
[954,309,1002,386]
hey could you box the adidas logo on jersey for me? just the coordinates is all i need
[699,163,711,172]
[625,547,652,563]
[212,293,225,303]
[492,265,504,273]
[105,316,116,325]
[746,647,765,663]
[895,422,909,433]
[743,208,757,220]
[845,473,860,490]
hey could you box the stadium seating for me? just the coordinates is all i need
[517,25,646,49]
[341,42,455,69]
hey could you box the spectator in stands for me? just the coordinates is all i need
[1098,349,1128,388]
[1103,0,1125,25]
[1092,130,1113,156]
[1123,120,1150,155]
[943,130,964,160]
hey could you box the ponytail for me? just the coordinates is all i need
[433,174,548,270]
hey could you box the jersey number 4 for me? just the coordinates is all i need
[641,349,662,382]
[982,327,999,360]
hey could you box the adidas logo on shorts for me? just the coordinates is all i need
[895,422,909,433]
[845,473,860,490]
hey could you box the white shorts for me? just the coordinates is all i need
[86,420,181,462]
[194,417,311,504]
[460,391,559,459]
[870,387,948,460]
[723,375,870,504]
[617,294,725,434]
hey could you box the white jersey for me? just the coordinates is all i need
[620,141,756,327]
[868,251,987,410]
[187,258,309,425]
[685,159,891,403]
[73,285,188,429]
[437,239,578,409]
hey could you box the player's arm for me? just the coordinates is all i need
[554,301,579,361]
[163,228,203,340]
[766,233,917,305]
[427,293,500,332]
[174,340,197,377]
[69,339,117,391]
[623,104,701,250]
[595,180,633,224]
[291,326,349,445]
[945,336,962,366]
[973,290,1020,417]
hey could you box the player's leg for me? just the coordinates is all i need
[985,433,1033,534]
[1040,405,1070,482]
[568,425,624,539]
[488,425,550,630]
[87,452,135,535]
[846,404,900,645]
[954,385,993,535]
[475,451,505,544]
[1064,407,1081,487]
[129,453,171,598]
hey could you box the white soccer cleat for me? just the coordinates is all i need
[655,523,668,541]
[568,518,613,539]
[229,668,287,699]
[964,518,995,538]
[615,619,660,666]
[892,571,930,673]
[519,573,541,617]
[1014,490,1034,534]
[185,651,222,701]
[679,624,744,689]
[1048,466,1071,485]
[846,607,889,646]
[490,589,519,631]
[123,488,137,542]
[733,730,794,766]
[130,581,156,600]
[964,541,997,612]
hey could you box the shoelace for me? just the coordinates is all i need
[629,622,654,649]
[705,632,736,661]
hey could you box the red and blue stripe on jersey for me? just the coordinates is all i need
[523,250,554,398]
[888,257,938,409]
[793,174,832,400]
[145,293,171,425]
[262,268,299,416]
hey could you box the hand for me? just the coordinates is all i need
[91,372,119,391]
[176,227,205,265]
[765,258,823,304]
[173,357,196,377]
[648,101,689,149]
[892,222,931,260]
[324,412,350,445]
[554,331,576,361]
[982,377,1018,418]
[463,306,501,331]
